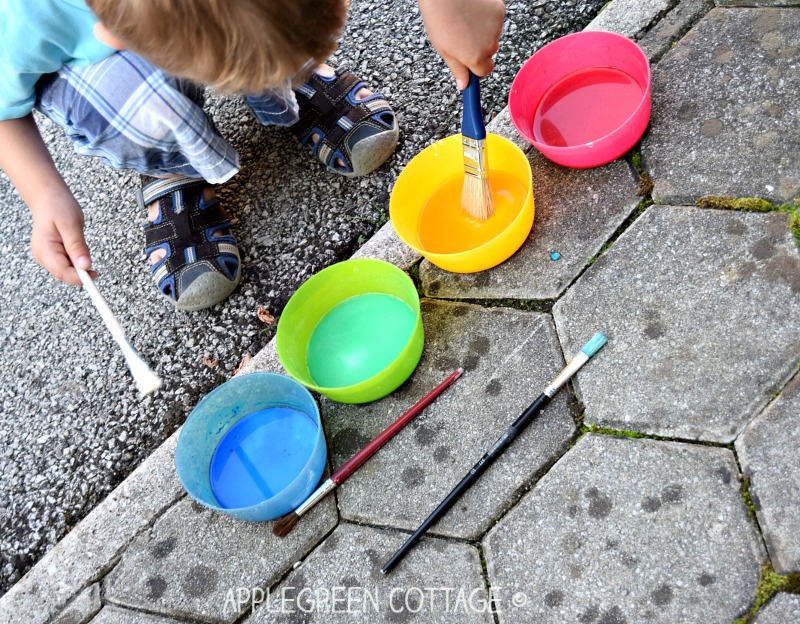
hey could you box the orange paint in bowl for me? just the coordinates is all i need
[391,133,534,274]
[418,171,528,254]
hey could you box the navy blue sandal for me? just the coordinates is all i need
[291,68,399,177]
[137,176,240,310]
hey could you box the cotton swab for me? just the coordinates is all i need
[76,267,162,397]
[381,333,608,574]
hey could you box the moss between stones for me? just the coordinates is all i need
[570,398,586,429]
[580,424,653,439]
[630,151,654,197]
[739,475,757,519]
[445,297,555,314]
[582,151,653,267]
[696,196,774,212]
[734,563,800,624]
[695,196,800,247]
[407,262,422,288]
[781,202,800,246]
[586,199,652,267]
[631,152,644,172]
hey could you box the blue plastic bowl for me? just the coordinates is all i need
[175,372,326,522]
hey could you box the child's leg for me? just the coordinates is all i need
[35,51,241,310]
[246,65,399,178]
[245,77,301,128]
[35,51,239,184]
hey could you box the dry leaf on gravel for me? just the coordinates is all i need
[232,353,253,376]
[257,306,277,324]
[200,354,219,367]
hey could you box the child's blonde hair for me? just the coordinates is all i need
[86,0,348,93]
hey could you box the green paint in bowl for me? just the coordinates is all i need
[307,293,418,388]
[276,259,424,404]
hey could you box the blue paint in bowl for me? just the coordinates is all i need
[210,406,319,509]
[175,373,326,522]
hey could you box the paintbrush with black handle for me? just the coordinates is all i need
[381,333,608,574]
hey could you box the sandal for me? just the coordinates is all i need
[136,176,241,311]
[291,68,399,177]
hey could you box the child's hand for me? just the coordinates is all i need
[418,0,505,90]
[29,196,94,286]
[0,115,94,286]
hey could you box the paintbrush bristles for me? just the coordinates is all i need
[461,136,494,221]
[462,174,495,221]
[272,511,300,537]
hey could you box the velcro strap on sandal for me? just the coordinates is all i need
[162,240,223,275]
[142,202,230,248]
[139,175,205,207]
[140,175,232,261]
[291,69,391,145]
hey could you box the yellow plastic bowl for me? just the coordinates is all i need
[390,133,534,273]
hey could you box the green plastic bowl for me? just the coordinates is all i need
[276,259,424,404]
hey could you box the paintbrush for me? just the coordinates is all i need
[273,367,464,538]
[76,267,162,397]
[381,333,608,574]
[461,71,494,221]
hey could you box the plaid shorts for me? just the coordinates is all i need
[35,50,300,184]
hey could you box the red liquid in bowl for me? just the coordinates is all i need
[533,66,644,147]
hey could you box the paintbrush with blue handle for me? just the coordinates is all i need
[461,71,495,221]
[381,332,608,574]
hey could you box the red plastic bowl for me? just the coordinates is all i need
[509,31,651,169]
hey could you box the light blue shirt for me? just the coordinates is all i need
[0,0,115,120]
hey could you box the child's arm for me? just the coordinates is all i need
[0,115,93,286]
[417,0,506,90]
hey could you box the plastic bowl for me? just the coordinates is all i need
[509,30,651,168]
[276,258,424,404]
[175,372,326,522]
[390,133,534,273]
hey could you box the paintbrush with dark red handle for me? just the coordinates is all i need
[272,367,464,537]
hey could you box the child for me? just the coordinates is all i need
[0,0,505,310]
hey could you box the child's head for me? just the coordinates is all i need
[86,0,349,93]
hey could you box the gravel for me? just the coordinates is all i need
[0,0,607,595]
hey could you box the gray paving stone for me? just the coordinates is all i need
[240,340,285,377]
[585,0,673,37]
[420,153,640,301]
[642,8,800,204]
[245,523,492,623]
[103,495,337,624]
[486,105,533,154]
[753,592,800,624]
[89,605,184,624]
[351,221,421,269]
[553,205,800,442]
[0,434,184,624]
[717,0,800,6]
[484,435,764,624]
[639,0,715,61]
[326,301,575,539]
[736,374,800,575]
[51,584,101,624]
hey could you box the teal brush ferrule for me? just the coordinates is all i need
[581,333,608,358]
[544,332,608,397]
